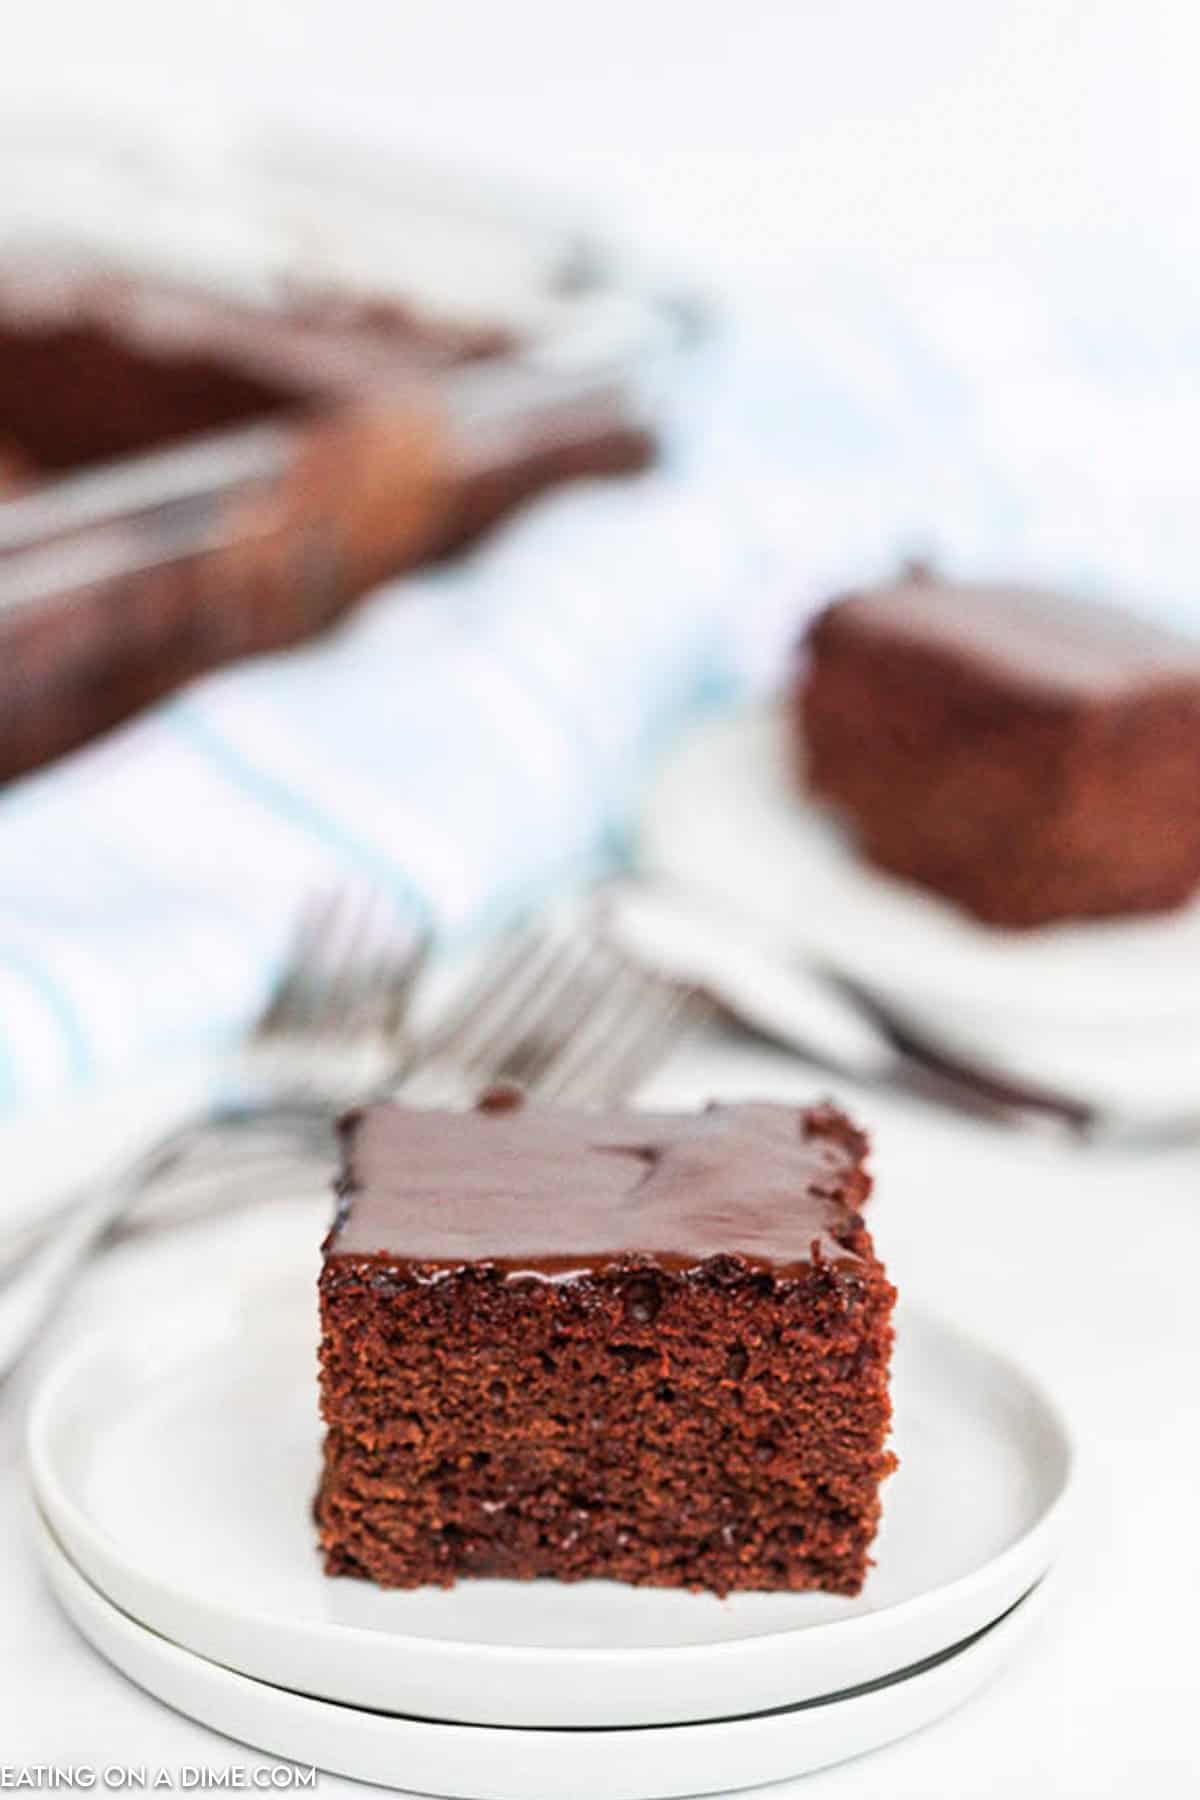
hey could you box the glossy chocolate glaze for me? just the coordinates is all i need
[326,1098,869,1280]
[819,577,1200,701]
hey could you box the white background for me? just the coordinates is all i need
[4,0,1199,294]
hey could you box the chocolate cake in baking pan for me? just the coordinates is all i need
[0,259,657,782]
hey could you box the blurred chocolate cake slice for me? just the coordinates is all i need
[798,571,1200,928]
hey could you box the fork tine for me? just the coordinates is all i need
[458,933,624,1090]
[598,987,713,1104]
[422,926,545,1049]
[402,925,613,1108]
[379,924,433,1040]
[548,972,711,1107]
[405,913,714,1111]
[428,928,581,1082]
[582,984,707,1107]
[315,891,401,1038]
[483,939,618,1091]
[530,952,650,1102]
[254,892,339,1037]
[398,927,552,1106]
[255,887,427,1047]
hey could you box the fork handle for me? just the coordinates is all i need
[0,1119,205,1381]
[0,1100,346,1379]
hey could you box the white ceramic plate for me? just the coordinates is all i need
[36,1511,1047,1800]
[28,1265,1072,1729]
[636,704,1200,1115]
[638,701,1200,1026]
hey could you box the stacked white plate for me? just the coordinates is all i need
[28,1267,1072,1798]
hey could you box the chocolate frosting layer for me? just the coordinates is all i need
[327,1099,870,1279]
[817,577,1200,700]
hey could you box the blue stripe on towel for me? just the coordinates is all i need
[0,946,93,1099]
[164,704,433,928]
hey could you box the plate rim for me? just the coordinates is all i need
[637,699,1200,1026]
[27,1291,1073,1688]
[34,1504,1049,1797]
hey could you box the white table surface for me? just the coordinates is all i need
[2,1028,1197,1795]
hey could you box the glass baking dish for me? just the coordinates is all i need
[0,119,701,782]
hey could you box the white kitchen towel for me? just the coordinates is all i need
[0,469,757,1110]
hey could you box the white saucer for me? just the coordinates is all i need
[28,1265,1072,1729]
[637,704,1200,1113]
[36,1510,1048,1800]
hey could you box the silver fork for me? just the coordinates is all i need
[0,889,428,1378]
[402,914,714,1108]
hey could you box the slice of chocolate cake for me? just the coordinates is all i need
[798,573,1200,928]
[317,1095,896,1597]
